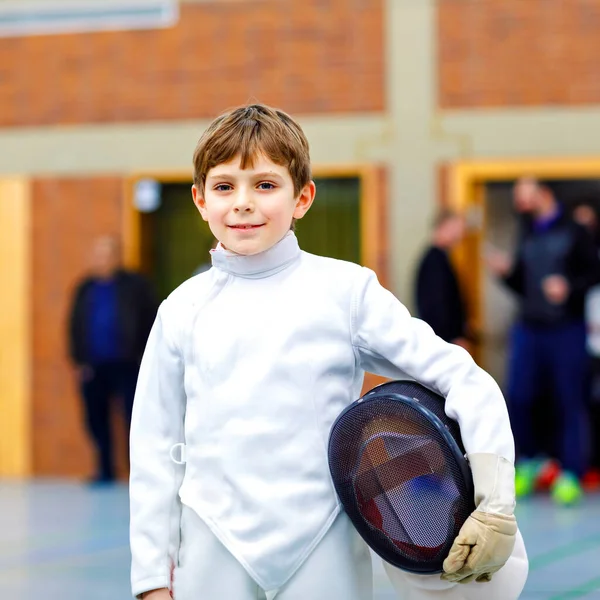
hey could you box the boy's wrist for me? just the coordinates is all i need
[468,453,516,515]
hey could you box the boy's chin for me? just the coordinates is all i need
[224,239,275,256]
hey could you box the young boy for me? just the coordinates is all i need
[130,104,528,600]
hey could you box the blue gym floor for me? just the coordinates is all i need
[0,481,599,599]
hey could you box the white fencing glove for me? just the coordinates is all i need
[441,453,517,584]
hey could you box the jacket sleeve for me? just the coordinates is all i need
[501,250,525,296]
[568,223,600,301]
[352,267,514,462]
[67,282,86,364]
[129,302,186,598]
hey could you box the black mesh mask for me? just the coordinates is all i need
[328,380,475,574]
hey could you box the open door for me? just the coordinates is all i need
[124,165,388,394]
[449,159,600,382]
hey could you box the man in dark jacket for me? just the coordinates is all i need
[486,177,600,503]
[68,235,158,483]
[572,201,600,490]
[415,210,469,350]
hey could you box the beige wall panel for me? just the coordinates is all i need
[440,108,600,158]
[0,115,390,177]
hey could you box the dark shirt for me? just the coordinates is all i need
[69,270,158,366]
[86,279,122,364]
[504,209,600,325]
[532,207,562,233]
[415,246,466,342]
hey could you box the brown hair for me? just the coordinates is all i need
[192,103,311,196]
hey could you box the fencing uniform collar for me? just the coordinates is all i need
[211,231,300,279]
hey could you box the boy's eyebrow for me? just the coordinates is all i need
[252,171,284,179]
[207,171,284,180]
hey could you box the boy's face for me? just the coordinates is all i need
[192,153,315,256]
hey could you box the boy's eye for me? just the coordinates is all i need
[257,182,275,190]
[214,184,232,192]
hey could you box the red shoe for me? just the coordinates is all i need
[582,469,600,492]
[535,459,561,491]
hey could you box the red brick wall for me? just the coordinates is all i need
[31,177,126,477]
[438,0,600,108]
[0,0,384,127]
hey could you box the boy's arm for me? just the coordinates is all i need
[352,267,514,462]
[351,268,517,582]
[130,303,186,599]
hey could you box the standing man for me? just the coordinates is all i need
[486,178,600,504]
[415,210,469,350]
[68,235,158,484]
[572,201,600,490]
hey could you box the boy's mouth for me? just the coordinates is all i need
[228,224,265,230]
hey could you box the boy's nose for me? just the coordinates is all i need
[233,193,254,212]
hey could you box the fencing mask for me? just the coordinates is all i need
[328,380,475,574]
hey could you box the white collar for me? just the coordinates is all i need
[211,231,300,279]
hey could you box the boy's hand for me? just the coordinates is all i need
[441,453,517,583]
[441,510,517,583]
[140,589,171,599]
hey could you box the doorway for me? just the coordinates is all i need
[449,159,600,382]
[138,175,363,301]
[123,165,388,394]
[482,178,600,384]
[125,165,387,299]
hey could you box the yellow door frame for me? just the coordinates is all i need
[0,178,31,477]
[448,157,600,365]
[122,164,388,286]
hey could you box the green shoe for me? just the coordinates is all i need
[515,459,543,497]
[551,471,583,506]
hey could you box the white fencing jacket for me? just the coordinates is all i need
[129,232,514,597]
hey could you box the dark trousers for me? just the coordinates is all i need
[80,361,139,481]
[507,320,590,476]
[590,357,600,469]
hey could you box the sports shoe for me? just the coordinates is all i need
[535,459,561,491]
[581,468,600,492]
[551,471,583,506]
[515,459,543,497]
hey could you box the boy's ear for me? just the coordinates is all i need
[293,181,316,220]
[191,184,209,222]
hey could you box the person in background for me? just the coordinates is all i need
[415,210,470,351]
[486,177,600,504]
[68,235,158,484]
[572,201,600,491]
